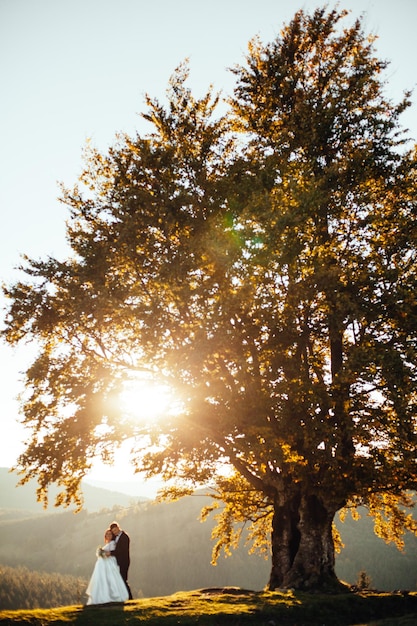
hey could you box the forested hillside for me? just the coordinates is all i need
[337,509,417,591]
[1,468,417,610]
[0,565,86,610]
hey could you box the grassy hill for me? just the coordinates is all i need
[1,589,417,625]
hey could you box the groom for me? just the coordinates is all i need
[109,521,133,600]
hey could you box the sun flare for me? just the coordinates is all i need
[120,379,175,421]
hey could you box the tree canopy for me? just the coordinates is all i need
[3,7,417,590]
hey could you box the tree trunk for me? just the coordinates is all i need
[268,490,341,591]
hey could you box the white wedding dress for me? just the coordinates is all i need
[86,540,129,605]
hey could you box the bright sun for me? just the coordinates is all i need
[120,379,175,421]
[87,378,179,486]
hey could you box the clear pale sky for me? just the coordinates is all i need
[1,0,416,488]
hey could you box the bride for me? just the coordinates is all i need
[86,529,129,605]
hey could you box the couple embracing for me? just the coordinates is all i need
[86,521,133,605]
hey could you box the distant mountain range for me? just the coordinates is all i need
[83,476,162,498]
[0,467,149,514]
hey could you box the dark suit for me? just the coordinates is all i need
[111,530,132,599]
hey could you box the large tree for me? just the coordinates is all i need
[3,7,417,590]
